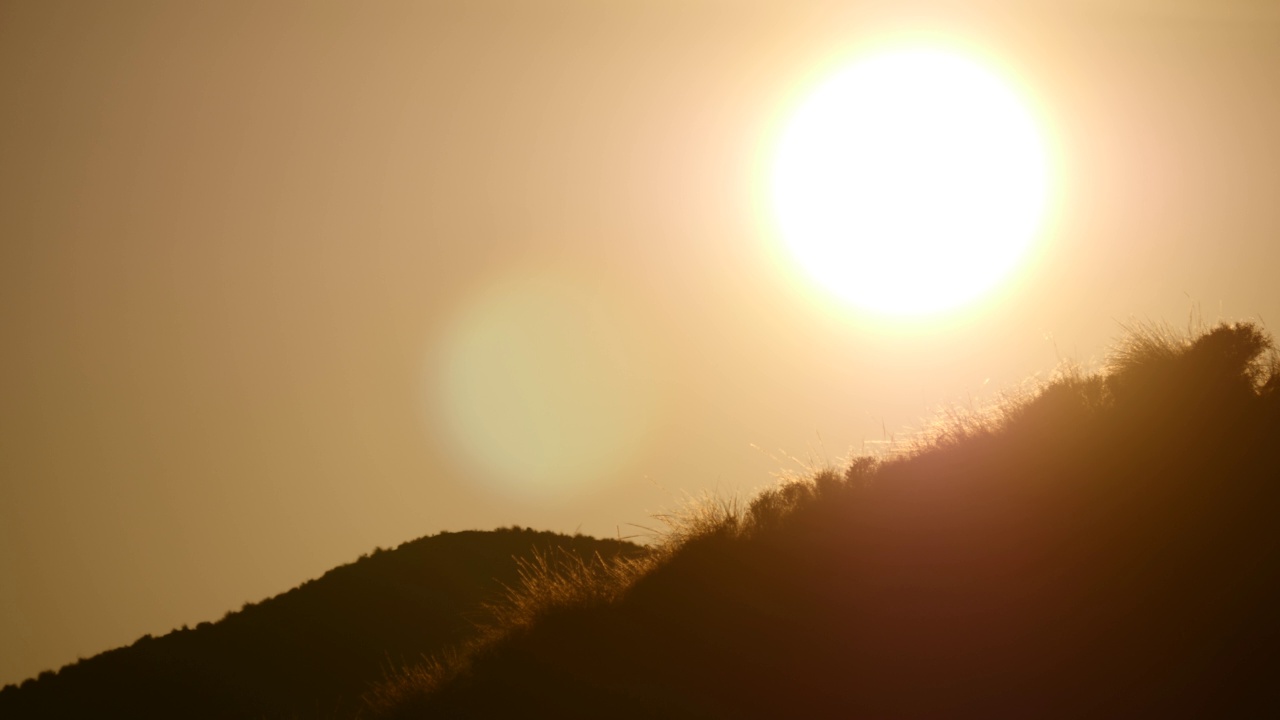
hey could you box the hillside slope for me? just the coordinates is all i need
[379,322,1280,718]
[0,528,643,719]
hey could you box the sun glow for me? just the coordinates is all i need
[771,47,1049,316]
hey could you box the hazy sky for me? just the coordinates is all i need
[4,0,1280,686]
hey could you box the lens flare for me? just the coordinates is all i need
[432,270,656,503]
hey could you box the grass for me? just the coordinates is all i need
[368,319,1280,718]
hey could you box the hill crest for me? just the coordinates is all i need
[0,527,643,719]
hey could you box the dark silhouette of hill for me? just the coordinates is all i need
[0,528,643,719]
[374,322,1280,719]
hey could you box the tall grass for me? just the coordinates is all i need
[363,545,656,716]
[371,320,1280,718]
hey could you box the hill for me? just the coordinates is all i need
[373,322,1280,718]
[0,528,643,719]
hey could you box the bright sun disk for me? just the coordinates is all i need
[771,47,1049,316]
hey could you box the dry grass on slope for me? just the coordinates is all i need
[369,320,1280,719]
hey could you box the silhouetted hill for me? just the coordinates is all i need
[0,528,643,719]
[375,322,1280,718]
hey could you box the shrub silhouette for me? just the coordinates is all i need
[375,321,1280,719]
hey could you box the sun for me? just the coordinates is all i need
[771,47,1049,316]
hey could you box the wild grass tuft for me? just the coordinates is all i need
[484,548,654,632]
[1106,319,1277,395]
[362,546,655,718]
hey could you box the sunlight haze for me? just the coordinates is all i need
[3,0,1280,689]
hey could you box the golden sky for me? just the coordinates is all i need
[3,0,1280,686]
